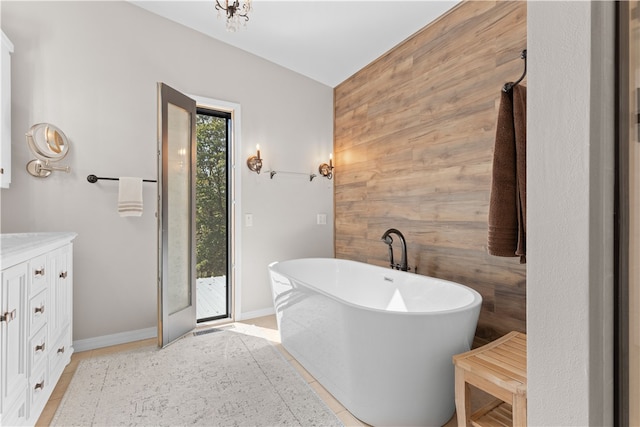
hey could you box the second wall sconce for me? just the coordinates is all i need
[247,144,263,174]
[318,153,333,180]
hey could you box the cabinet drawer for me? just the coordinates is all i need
[28,325,48,373]
[28,254,48,297]
[2,387,27,427]
[28,364,49,416]
[49,326,71,380]
[28,289,48,337]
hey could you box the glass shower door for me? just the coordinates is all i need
[158,83,197,347]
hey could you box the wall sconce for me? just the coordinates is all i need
[247,144,263,174]
[318,153,334,180]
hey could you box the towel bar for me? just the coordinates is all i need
[267,170,317,181]
[87,174,157,183]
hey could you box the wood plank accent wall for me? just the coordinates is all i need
[334,0,527,342]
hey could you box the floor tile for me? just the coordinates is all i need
[309,381,346,414]
[274,343,294,360]
[288,358,315,383]
[336,409,368,427]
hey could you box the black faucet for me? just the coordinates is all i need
[381,228,410,272]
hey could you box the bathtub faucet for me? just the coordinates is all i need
[381,228,410,272]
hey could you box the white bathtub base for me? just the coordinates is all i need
[269,258,482,427]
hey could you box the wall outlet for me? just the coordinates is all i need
[317,213,327,225]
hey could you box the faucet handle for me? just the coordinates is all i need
[396,264,411,272]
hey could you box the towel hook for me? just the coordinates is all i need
[503,49,527,93]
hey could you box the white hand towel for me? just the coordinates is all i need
[118,177,143,217]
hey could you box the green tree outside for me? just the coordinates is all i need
[196,114,227,279]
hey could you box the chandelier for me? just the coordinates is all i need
[215,0,252,32]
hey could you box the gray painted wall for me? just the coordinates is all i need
[1,1,334,342]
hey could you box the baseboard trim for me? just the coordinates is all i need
[73,326,157,352]
[237,307,275,321]
[74,308,276,352]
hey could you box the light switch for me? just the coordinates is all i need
[317,213,327,225]
[245,213,253,227]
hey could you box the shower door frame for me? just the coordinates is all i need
[190,94,242,325]
[157,89,242,346]
[195,106,232,323]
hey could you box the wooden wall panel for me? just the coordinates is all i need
[334,0,527,342]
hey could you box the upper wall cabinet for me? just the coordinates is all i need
[1,31,14,189]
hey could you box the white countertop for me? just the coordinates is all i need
[1,232,77,269]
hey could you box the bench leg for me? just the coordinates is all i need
[512,394,527,426]
[455,366,471,426]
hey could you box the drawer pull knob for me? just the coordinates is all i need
[35,343,46,352]
[34,380,45,391]
[0,309,16,323]
[59,271,68,279]
[34,305,45,314]
[34,267,45,277]
[57,346,65,354]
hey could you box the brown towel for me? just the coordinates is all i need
[488,85,527,263]
[513,85,526,262]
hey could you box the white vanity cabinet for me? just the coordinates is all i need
[0,31,13,189]
[0,232,77,426]
[1,263,28,425]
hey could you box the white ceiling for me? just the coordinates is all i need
[130,1,460,88]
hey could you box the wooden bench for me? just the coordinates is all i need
[452,331,527,427]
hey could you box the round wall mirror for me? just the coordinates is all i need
[25,123,71,178]
[26,123,70,161]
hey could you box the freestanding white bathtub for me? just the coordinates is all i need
[268,258,482,427]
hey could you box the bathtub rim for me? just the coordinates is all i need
[268,257,483,316]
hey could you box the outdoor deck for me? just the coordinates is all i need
[196,275,227,320]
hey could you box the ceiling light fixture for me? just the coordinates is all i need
[215,0,252,32]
